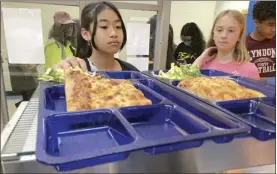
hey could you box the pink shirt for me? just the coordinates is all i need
[202,58,260,80]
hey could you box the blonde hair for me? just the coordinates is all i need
[206,10,250,62]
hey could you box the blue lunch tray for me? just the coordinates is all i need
[36,71,250,172]
[154,75,275,141]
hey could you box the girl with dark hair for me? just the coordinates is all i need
[56,1,138,71]
[174,22,206,64]
[44,11,78,69]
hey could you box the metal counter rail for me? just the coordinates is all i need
[1,87,275,173]
[2,99,38,157]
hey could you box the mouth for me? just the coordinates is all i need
[108,41,120,45]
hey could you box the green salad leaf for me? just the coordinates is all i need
[37,68,64,83]
[156,63,201,80]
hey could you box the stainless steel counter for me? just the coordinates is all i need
[1,86,275,173]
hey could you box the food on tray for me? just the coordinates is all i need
[64,67,152,112]
[155,63,201,80]
[38,68,65,83]
[38,66,101,83]
[178,77,265,101]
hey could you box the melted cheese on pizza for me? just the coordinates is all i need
[178,77,265,101]
[64,68,152,112]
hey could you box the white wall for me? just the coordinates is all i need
[214,1,249,17]
[170,1,217,45]
[1,2,79,91]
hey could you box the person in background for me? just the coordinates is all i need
[246,1,276,78]
[148,15,177,70]
[174,22,206,64]
[44,11,78,69]
[55,1,138,71]
[193,10,260,80]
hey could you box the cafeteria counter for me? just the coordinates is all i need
[1,86,275,173]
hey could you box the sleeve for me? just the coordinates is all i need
[44,44,60,69]
[44,44,55,69]
[247,63,260,80]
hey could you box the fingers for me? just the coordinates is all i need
[77,58,88,72]
[207,46,217,56]
[67,57,80,68]
[54,57,88,72]
[56,60,72,70]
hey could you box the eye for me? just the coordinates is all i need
[116,26,122,29]
[228,29,234,32]
[100,26,108,29]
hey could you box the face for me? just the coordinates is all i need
[213,14,241,53]
[82,8,124,54]
[255,18,276,39]
[64,24,74,37]
[182,36,192,46]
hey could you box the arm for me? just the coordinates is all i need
[192,47,217,67]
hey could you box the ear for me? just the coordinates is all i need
[81,28,91,41]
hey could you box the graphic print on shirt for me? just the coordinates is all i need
[177,52,196,61]
[231,70,240,76]
[248,48,276,76]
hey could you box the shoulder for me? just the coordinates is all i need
[176,43,184,49]
[240,61,257,68]
[240,62,260,80]
[44,39,57,47]
[116,58,140,71]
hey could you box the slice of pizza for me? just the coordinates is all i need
[178,77,265,101]
[64,67,152,112]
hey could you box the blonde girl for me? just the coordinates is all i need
[193,10,260,80]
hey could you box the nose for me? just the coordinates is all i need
[220,30,227,39]
[110,26,118,38]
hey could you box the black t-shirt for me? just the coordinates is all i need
[84,58,139,71]
[174,42,201,64]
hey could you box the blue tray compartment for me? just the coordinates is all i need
[44,83,163,112]
[45,110,135,156]
[119,105,208,154]
[216,99,275,141]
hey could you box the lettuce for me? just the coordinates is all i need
[156,63,201,80]
[37,68,64,83]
